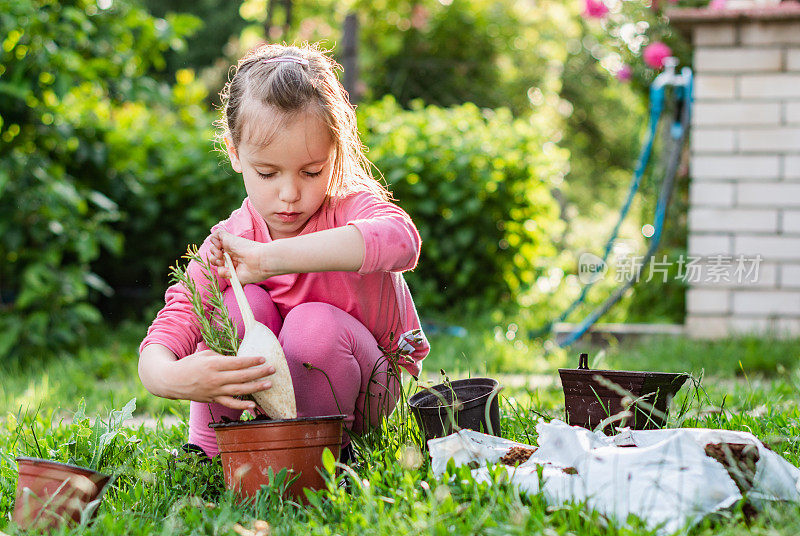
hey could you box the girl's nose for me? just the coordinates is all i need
[278,179,301,203]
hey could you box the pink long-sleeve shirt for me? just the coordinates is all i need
[140,191,429,377]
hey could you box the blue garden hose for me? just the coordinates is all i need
[557,68,693,347]
[529,83,668,340]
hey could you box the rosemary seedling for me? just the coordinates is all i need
[169,244,240,356]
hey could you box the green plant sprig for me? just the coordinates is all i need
[168,244,239,356]
[14,399,140,475]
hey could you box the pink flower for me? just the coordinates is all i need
[410,5,430,30]
[642,41,672,69]
[583,0,609,19]
[708,0,727,9]
[615,65,632,81]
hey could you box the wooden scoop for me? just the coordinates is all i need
[224,253,297,419]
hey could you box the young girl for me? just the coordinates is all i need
[138,43,429,458]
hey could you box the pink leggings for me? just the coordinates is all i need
[188,284,401,457]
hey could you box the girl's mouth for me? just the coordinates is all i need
[276,212,301,223]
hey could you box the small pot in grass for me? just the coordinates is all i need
[14,457,111,532]
[409,376,502,443]
[558,353,689,432]
[12,398,139,532]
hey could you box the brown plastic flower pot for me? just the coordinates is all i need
[408,378,502,443]
[210,415,345,501]
[12,457,111,532]
[559,353,689,432]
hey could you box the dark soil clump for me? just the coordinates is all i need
[704,442,760,493]
[500,447,537,466]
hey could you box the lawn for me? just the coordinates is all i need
[1,320,799,535]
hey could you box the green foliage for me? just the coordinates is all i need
[94,75,242,319]
[355,0,527,113]
[12,398,139,473]
[141,0,243,81]
[0,0,201,358]
[361,96,566,312]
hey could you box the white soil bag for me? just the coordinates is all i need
[429,420,800,534]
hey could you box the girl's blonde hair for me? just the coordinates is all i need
[216,43,390,201]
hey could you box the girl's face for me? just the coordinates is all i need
[227,107,335,240]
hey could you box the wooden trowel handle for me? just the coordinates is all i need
[223,252,256,331]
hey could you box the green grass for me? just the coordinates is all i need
[2,321,800,535]
[0,321,179,420]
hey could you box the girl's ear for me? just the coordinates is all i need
[225,136,243,173]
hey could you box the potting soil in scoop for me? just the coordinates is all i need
[429,420,800,535]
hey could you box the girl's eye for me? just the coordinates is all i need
[257,171,276,179]
[304,170,323,178]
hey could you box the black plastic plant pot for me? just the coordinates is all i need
[408,378,502,443]
[558,353,689,432]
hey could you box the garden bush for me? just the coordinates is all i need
[93,75,242,318]
[360,96,566,312]
[0,0,201,359]
[353,0,531,112]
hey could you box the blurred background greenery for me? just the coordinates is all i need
[0,0,694,361]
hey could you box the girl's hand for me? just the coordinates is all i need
[209,225,366,280]
[167,350,276,411]
[209,230,268,284]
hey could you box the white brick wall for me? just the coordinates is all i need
[689,234,733,256]
[687,289,730,314]
[740,23,800,46]
[692,155,780,179]
[736,183,800,207]
[787,103,800,124]
[685,316,729,338]
[788,49,800,71]
[738,128,800,153]
[686,16,800,338]
[786,156,800,179]
[781,264,800,288]
[775,318,800,336]
[691,129,736,153]
[681,260,777,289]
[732,290,800,315]
[694,24,737,46]
[729,316,772,333]
[693,103,781,126]
[739,75,800,99]
[695,75,737,99]
[735,235,800,260]
[689,207,778,232]
[783,210,800,233]
[694,48,782,72]
[690,181,735,206]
